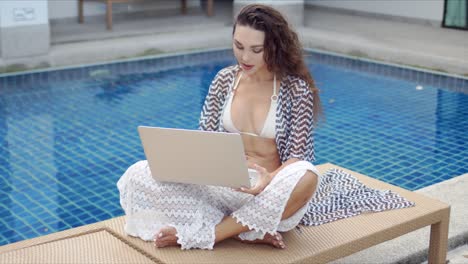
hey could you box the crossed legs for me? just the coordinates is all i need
[154,170,318,249]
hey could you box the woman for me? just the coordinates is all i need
[117,4,323,250]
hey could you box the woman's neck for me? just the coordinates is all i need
[242,67,274,83]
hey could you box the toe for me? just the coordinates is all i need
[271,233,285,249]
[153,229,166,242]
[159,235,176,243]
[154,240,162,248]
[273,240,285,249]
[158,240,169,248]
[279,241,286,249]
[155,226,175,241]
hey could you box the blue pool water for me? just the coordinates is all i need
[0,50,467,246]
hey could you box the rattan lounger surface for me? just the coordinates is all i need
[0,163,450,264]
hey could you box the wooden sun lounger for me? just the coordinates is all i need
[0,163,450,264]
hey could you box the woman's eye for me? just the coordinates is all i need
[253,49,263,54]
[236,45,243,50]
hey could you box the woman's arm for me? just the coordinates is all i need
[284,87,316,163]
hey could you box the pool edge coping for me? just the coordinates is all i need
[1,47,467,82]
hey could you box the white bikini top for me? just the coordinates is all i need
[222,72,278,139]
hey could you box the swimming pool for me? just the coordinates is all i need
[0,49,467,246]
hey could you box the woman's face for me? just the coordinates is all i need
[233,24,267,76]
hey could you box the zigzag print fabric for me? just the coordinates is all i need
[300,168,415,226]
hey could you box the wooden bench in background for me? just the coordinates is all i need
[78,0,214,30]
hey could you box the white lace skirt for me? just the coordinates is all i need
[117,160,319,250]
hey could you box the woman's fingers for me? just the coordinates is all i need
[239,186,255,195]
[247,163,268,177]
[240,185,262,195]
[253,164,268,175]
[236,164,271,195]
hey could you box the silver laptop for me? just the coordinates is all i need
[138,126,251,188]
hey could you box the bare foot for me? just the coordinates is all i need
[234,232,285,249]
[153,226,179,248]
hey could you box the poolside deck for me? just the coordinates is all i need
[0,2,467,76]
[0,2,466,263]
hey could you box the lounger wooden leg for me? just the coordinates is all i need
[181,0,187,14]
[78,0,84,23]
[106,0,113,30]
[206,0,213,16]
[428,209,450,264]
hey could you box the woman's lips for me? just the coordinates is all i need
[241,63,254,70]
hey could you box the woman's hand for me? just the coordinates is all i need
[237,163,272,195]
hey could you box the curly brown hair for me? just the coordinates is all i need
[234,4,323,122]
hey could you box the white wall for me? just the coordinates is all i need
[47,0,76,20]
[48,0,201,20]
[306,0,444,22]
[0,0,49,27]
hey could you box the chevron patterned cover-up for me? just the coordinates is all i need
[300,168,414,226]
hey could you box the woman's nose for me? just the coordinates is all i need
[241,51,249,62]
